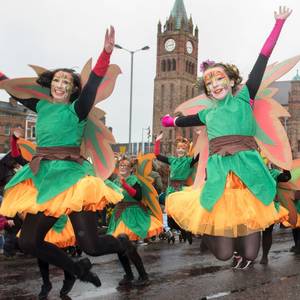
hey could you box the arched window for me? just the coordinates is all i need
[191,64,195,75]
[161,60,166,72]
[167,59,171,71]
[172,59,176,71]
[186,61,189,72]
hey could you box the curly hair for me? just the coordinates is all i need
[199,62,243,96]
[36,68,82,103]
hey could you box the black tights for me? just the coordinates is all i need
[203,232,261,261]
[18,211,135,277]
[38,258,74,285]
[261,225,274,261]
[292,228,300,248]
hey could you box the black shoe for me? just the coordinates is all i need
[38,282,52,300]
[75,259,101,287]
[132,274,150,287]
[60,276,76,297]
[118,274,134,286]
[290,246,296,252]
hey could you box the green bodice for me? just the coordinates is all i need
[196,86,276,211]
[5,100,95,204]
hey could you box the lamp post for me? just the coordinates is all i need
[114,44,150,155]
[141,126,150,154]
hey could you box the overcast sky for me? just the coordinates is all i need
[1,0,300,143]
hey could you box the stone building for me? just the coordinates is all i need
[0,98,36,153]
[152,0,200,154]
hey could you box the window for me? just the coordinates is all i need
[161,60,166,72]
[172,59,176,71]
[298,140,300,153]
[31,126,36,138]
[4,124,10,136]
[167,59,171,71]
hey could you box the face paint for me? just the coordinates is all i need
[119,160,131,177]
[176,143,188,157]
[203,67,232,100]
[51,71,74,103]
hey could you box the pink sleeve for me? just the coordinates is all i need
[92,49,111,77]
[260,19,285,57]
[154,139,161,156]
[10,135,21,158]
[121,180,137,197]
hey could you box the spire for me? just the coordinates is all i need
[170,0,188,30]
[292,69,300,81]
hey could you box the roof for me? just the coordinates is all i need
[0,100,33,115]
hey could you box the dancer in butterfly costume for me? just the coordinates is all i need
[107,154,163,286]
[161,7,297,262]
[153,134,197,244]
[0,26,147,288]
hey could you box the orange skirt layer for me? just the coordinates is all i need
[44,218,76,248]
[111,216,163,241]
[166,172,288,238]
[283,213,300,228]
[0,177,123,218]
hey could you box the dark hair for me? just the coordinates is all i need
[37,68,82,102]
[199,62,242,96]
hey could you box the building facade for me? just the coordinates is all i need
[152,0,200,154]
[0,98,36,153]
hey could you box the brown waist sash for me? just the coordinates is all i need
[30,146,84,175]
[209,135,258,156]
[114,201,147,221]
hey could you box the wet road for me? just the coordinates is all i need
[1,227,300,300]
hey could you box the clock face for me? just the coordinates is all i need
[186,41,193,54]
[165,39,176,52]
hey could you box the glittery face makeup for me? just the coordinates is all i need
[203,67,232,100]
[51,71,74,103]
[176,143,188,157]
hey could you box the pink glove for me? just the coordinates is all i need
[92,49,111,77]
[10,134,20,158]
[260,19,285,57]
[161,114,176,127]
[121,177,137,197]
[154,139,161,156]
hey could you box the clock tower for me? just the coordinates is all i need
[152,0,199,154]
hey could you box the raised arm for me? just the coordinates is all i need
[246,6,292,100]
[161,114,204,128]
[154,133,169,164]
[75,26,115,121]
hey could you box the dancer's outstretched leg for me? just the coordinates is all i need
[260,225,274,265]
[69,211,147,286]
[19,213,100,287]
[37,259,52,300]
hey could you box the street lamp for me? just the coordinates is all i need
[114,44,150,155]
